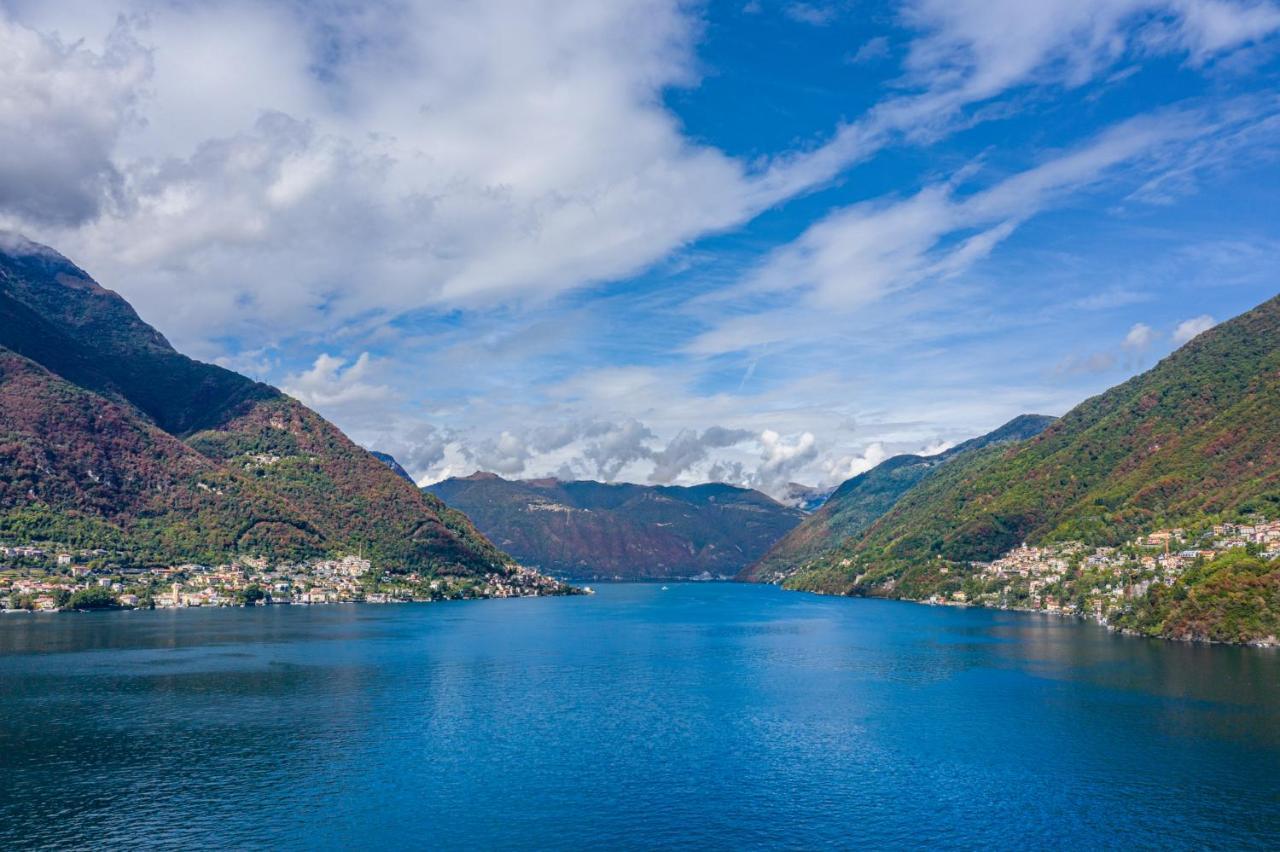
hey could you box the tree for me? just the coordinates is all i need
[238,584,266,605]
[66,587,118,610]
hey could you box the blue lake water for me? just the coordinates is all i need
[1,582,1278,850]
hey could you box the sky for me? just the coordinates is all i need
[1,0,1278,500]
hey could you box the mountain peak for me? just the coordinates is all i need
[0,240,515,577]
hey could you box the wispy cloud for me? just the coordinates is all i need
[689,99,1277,357]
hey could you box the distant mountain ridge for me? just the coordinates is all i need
[0,235,513,577]
[424,473,804,579]
[740,414,1055,583]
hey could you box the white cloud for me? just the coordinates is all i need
[0,15,148,225]
[0,3,732,346]
[1123,322,1158,351]
[689,106,1233,356]
[5,0,1274,357]
[463,431,534,476]
[1120,321,1162,369]
[581,419,659,481]
[649,426,754,484]
[282,352,395,412]
[1173,313,1217,342]
[2,0,1276,499]
[825,442,889,481]
[384,425,450,482]
[1167,0,1280,60]
[900,0,1280,100]
[1055,316,1194,379]
[754,429,820,493]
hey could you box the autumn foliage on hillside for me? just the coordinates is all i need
[784,292,1280,642]
[0,238,509,576]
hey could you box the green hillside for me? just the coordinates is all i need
[785,293,1280,641]
[740,415,1053,583]
[0,236,511,577]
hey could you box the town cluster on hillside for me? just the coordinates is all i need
[937,518,1280,623]
[0,547,573,612]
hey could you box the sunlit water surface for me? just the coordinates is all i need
[2,583,1278,849]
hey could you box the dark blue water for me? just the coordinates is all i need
[1,583,1278,850]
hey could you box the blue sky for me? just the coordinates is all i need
[1,0,1278,497]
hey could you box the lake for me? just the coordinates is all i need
[1,582,1278,850]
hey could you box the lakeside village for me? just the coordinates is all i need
[0,549,573,613]
[926,517,1280,623]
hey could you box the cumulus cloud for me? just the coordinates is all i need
[0,15,147,225]
[1056,321,1165,379]
[824,441,890,482]
[282,353,395,411]
[397,426,450,479]
[1120,321,1160,368]
[648,426,754,484]
[364,413,833,497]
[582,419,658,481]
[1173,313,1217,343]
[1123,322,1158,352]
[0,0,865,351]
[8,0,1273,353]
[463,431,534,476]
[753,430,820,493]
[707,459,748,485]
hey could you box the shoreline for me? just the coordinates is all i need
[0,585,587,616]
[778,583,1280,648]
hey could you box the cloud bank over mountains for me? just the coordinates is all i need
[0,0,1277,494]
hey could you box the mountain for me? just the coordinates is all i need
[424,473,805,579]
[784,294,1280,641]
[371,451,416,485]
[740,415,1055,583]
[0,235,518,580]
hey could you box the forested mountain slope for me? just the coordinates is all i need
[787,294,1280,609]
[0,235,509,576]
[741,415,1053,583]
[426,473,804,579]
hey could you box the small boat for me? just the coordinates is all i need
[660,586,669,591]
